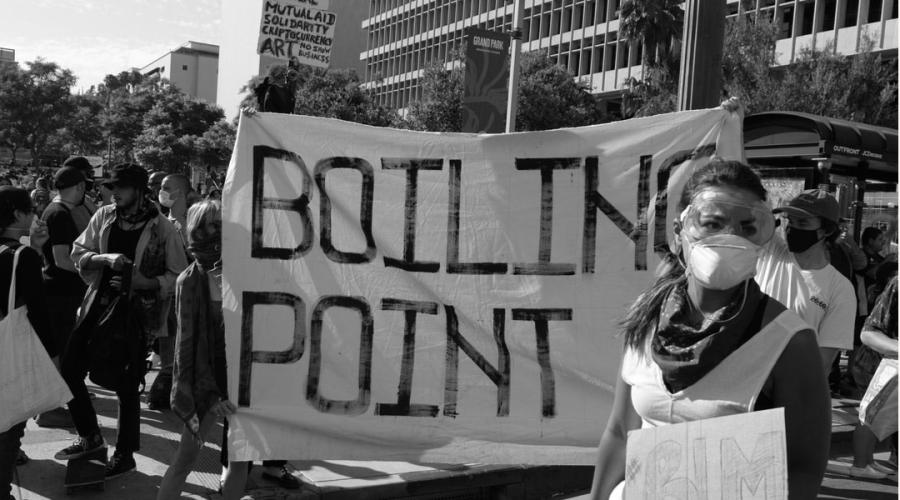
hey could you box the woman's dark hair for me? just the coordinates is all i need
[862,227,883,246]
[620,159,768,351]
[0,186,33,231]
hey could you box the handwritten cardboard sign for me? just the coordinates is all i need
[625,408,787,500]
[257,0,337,67]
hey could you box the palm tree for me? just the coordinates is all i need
[618,0,684,71]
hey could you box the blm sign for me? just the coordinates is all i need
[258,0,337,68]
[462,28,511,133]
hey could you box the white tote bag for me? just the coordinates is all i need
[0,246,73,433]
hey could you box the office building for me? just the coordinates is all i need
[361,0,898,110]
[0,47,15,65]
[139,41,220,103]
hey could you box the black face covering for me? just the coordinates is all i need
[785,226,822,253]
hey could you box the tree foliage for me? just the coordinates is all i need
[619,0,683,68]
[723,16,898,126]
[0,60,77,164]
[241,65,398,127]
[404,50,605,132]
[515,51,605,130]
[404,61,464,132]
[618,0,683,117]
[134,89,227,175]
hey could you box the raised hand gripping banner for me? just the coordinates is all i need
[222,108,743,463]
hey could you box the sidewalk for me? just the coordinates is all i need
[10,371,898,499]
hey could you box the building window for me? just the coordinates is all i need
[182,64,188,70]
[868,0,884,22]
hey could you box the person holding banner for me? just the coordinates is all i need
[588,160,830,499]
[156,200,249,500]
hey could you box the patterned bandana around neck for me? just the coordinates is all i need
[651,279,767,393]
[116,192,159,225]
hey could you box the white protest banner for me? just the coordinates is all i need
[257,0,337,67]
[624,408,787,499]
[222,109,744,463]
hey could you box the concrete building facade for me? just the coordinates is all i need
[139,41,220,103]
[361,0,898,110]
[0,47,14,65]
[217,0,367,119]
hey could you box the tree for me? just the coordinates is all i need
[240,64,398,127]
[47,93,105,156]
[723,15,898,127]
[619,0,683,68]
[294,69,397,127]
[515,51,605,130]
[133,90,225,174]
[618,0,683,118]
[404,61,464,132]
[404,50,605,132]
[0,60,77,165]
[98,71,169,164]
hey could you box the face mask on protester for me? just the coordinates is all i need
[158,190,177,208]
[785,226,823,253]
[681,233,761,291]
[188,233,221,270]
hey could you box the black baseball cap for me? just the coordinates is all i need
[54,166,86,190]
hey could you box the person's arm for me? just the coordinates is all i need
[588,373,642,499]
[19,247,57,358]
[769,328,830,500]
[815,275,857,374]
[861,278,898,358]
[52,245,76,272]
[147,219,189,297]
[840,236,868,272]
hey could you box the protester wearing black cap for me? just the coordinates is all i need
[756,189,857,377]
[34,166,89,429]
[60,156,98,233]
[54,163,188,479]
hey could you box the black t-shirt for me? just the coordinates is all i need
[41,201,86,297]
[100,221,144,287]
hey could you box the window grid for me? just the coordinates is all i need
[364,0,898,108]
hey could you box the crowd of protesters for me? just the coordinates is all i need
[0,158,297,500]
[0,145,897,498]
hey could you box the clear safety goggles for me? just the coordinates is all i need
[680,193,776,247]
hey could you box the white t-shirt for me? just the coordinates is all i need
[755,236,857,350]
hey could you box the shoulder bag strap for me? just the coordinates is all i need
[8,245,26,316]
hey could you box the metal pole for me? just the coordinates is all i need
[505,0,525,133]
[677,0,726,111]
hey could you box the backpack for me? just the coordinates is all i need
[81,263,148,391]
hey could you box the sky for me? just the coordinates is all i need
[2,0,222,92]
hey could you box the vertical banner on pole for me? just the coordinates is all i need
[462,28,511,133]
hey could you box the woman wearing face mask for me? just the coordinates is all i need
[587,160,830,500]
[156,200,249,500]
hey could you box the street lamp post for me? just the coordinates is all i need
[505,0,525,133]
[677,0,727,111]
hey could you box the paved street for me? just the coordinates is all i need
[9,370,898,499]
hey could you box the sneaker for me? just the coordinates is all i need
[871,461,897,474]
[105,451,136,479]
[35,407,75,428]
[849,464,889,479]
[54,434,105,460]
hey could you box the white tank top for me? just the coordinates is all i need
[621,309,809,428]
